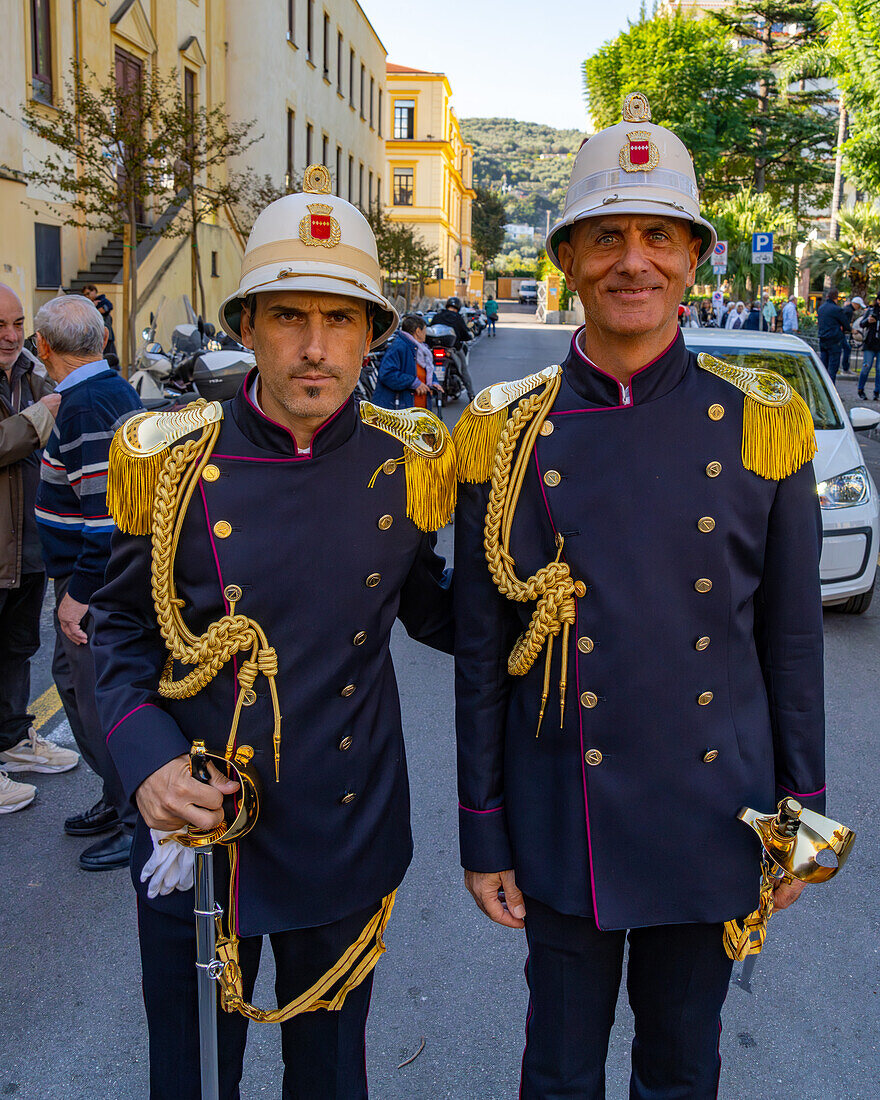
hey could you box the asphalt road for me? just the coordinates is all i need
[2,306,878,1099]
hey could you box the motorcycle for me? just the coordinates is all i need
[426,324,463,408]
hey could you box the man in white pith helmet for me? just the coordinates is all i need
[453,93,825,1097]
[91,165,456,1097]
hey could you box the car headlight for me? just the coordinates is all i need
[817,466,871,509]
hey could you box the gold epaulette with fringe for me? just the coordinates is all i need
[696,353,816,480]
[107,400,224,535]
[358,401,456,531]
[452,365,562,484]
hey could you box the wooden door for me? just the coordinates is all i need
[114,48,145,224]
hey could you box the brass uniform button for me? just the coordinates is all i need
[706,461,722,478]
[340,684,356,697]
[382,459,397,475]
[352,631,367,646]
[584,749,603,766]
[695,636,710,651]
[698,691,714,706]
[543,469,561,487]
[340,791,357,804]
[702,749,719,763]
[695,578,713,594]
[339,737,353,751]
[365,573,381,587]
[580,691,598,709]
[213,520,232,539]
[241,688,257,707]
[202,464,220,482]
[708,404,724,421]
[574,581,587,597]
[539,420,554,436]
[697,516,716,533]
[378,515,393,530]
[223,584,242,603]
[577,636,594,654]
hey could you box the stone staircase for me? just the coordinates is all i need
[69,237,124,291]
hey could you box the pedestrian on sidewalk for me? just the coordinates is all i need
[858,293,880,400]
[485,295,499,336]
[762,292,777,332]
[818,289,849,383]
[372,314,436,409]
[33,295,142,866]
[725,301,746,329]
[782,295,799,334]
[840,296,864,376]
[0,284,79,814]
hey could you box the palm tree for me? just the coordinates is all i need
[701,189,796,301]
[807,205,880,299]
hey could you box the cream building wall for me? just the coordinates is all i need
[225,0,386,210]
[384,65,474,284]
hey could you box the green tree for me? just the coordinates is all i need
[807,205,880,298]
[365,206,437,298]
[471,186,507,268]
[702,188,796,300]
[583,12,758,196]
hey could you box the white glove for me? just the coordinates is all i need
[140,829,196,899]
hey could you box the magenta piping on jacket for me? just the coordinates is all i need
[105,702,157,743]
[532,446,601,927]
[569,325,677,405]
[778,782,826,799]
[458,802,504,815]
[519,983,533,1100]
[241,368,348,459]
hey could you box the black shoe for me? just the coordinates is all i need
[65,797,119,837]
[858,390,867,399]
[79,828,132,871]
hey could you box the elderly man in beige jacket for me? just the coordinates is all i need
[0,283,78,813]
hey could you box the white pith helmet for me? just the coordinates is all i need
[546,92,717,269]
[220,164,398,348]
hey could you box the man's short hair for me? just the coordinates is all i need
[84,284,98,294]
[400,314,426,336]
[34,295,106,358]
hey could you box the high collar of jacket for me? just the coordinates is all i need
[562,326,689,407]
[231,367,358,457]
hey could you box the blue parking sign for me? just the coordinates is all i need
[752,232,774,264]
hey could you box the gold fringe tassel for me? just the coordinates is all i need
[742,389,817,481]
[404,435,457,531]
[106,427,163,536]
[452,405,506,484]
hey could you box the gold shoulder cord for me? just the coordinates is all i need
[455,368,575,735]
[107,400,395,1023]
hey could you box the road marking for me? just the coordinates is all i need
[31,684,62,731]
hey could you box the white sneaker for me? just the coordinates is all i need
[0,727,79,774]
[0,770,37,813]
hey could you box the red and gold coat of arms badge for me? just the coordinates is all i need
[619,130,660,173]
[299,202,341,248]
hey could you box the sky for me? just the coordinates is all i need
[362,0,647,131]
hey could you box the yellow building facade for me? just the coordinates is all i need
[384,64,475,287]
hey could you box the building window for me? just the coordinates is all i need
[349,48,355,107]
[34,223,61,288]
[306,123,313,165]
[368,170,374,208]
[377,175,381,204]
[307,0,314,62]
[378,89,383,137]
[336,145,342,196]
[359,163,364,207]
[393,167,413,206]
[30,0,53,103]
[322,12,330,77]
[369,77,374,129]
[287,0,295,44]
[337,31,343,93]
[322,134,328,167]
[360,64,365,120]
[393,100,415,140]
[348,154,354,201]
[286,110,295,188]
[211,251,219,278]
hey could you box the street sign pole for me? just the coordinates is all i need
[760,266,764,332]
[752,233,774,332]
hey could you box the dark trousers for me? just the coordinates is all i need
[520,896,733,1100]
[137,897,377,1099]
[859,350,880,396]
[451,347,475,400]
[0,571,46,751]
[820,341,843,383]
[52,576,134,826]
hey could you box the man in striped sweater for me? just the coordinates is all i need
[34,295,142,870]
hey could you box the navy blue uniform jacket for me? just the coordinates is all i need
[455,331,825,930]
[91,377,452,936]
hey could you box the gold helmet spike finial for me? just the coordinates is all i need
[303,164,332,194]
[622,92,652,123]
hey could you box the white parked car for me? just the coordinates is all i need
[683,330,880,613]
